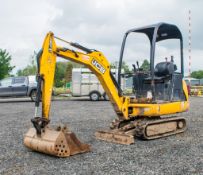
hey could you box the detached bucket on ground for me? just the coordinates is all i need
[24,127,91,157]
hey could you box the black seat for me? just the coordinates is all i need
[143,62,177,84]
[154,62,177,77]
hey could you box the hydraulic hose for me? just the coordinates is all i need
[35,49,43,108]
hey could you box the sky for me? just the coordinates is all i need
[0,0,202,75]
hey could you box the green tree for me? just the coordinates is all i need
[0,49,14,80]
[110,61,130,73]
[54,62,67,87]
[65,62,73,83]
[110,61,119,69]
[141,59,150,71]
[54,61,84,87]
[17,51,37,76]
[191,70,203,79]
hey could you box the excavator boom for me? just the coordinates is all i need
[37,32,124,120]
[24,32,126,157]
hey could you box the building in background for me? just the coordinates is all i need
[200,78,203,85]
[184,77,200,86]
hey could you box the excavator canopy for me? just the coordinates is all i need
[127,22,183,42]
[118,22,184,88]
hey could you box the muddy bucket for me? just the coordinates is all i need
[24,127,91,157]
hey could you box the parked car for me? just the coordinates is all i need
[0,76,37,101]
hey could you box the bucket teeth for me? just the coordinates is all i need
[24,127,90,157]
[65,132,91,155]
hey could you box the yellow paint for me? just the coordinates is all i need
[40,32,57,119]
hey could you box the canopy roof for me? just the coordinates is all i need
[126,22,182,43]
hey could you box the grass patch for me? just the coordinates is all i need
[53,87,71,96]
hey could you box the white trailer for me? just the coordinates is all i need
[71,68,124,101]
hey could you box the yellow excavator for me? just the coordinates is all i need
[24,23,189,157]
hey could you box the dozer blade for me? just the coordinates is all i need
[24,127,90,157]
[95,130,135,145]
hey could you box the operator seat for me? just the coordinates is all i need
[143,61,177,84]
[154,62,177,77]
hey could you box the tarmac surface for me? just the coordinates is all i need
[0,97,202,175]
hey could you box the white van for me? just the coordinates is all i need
[71,68,124,101]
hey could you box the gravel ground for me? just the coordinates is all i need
[0,97,202,175]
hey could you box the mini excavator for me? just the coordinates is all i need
[24,23,189,157]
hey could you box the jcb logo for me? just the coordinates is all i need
[92,59,106,74]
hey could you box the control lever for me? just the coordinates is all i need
[132,64,137,73]
[171,55,174,63]
[136,61,140,71]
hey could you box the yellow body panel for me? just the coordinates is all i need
[39,32,189,121]
[40,33,57,119]
[129,100,188,117]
